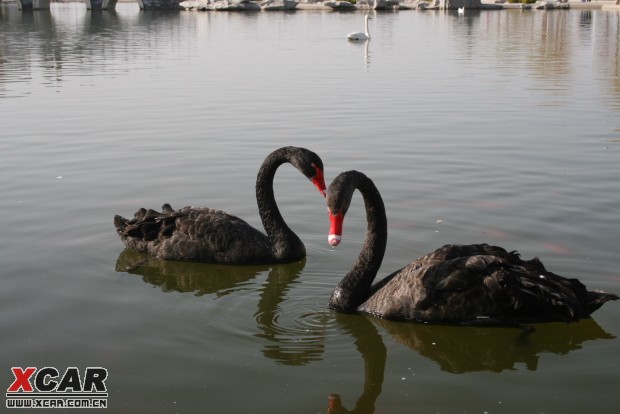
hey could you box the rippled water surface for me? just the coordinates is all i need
[1,3,620,413]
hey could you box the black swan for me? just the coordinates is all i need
[326,170,618,325]
[114,147,326,265]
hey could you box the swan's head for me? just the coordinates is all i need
[326,171,359,247]
[310,163,327,197]
[288,147,327,197]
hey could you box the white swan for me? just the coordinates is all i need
[458,7,465,14]
[347,15,371,41]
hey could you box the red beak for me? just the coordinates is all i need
[310,164,327,197]
[328,211,343,247]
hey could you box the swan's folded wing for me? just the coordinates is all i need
[156,207,273,264]
[360,255,508,322]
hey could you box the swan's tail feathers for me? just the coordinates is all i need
[503,265,618,323]
[586,290,619,315]
[113,213,149,239]
[114,204,183,244]
[114,215,129,235]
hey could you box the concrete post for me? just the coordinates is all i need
[84,0,118,10]
[17,0,51,10]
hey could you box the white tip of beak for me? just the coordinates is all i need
[328,234,342,247]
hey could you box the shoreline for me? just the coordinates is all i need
[2,0,619,10]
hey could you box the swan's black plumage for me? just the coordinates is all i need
[326,170,618,325]
[114,147,326,265]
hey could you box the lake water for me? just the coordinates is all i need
[1,2,620,413]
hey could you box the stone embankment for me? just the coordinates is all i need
[178,0,620,11]
[6,0,619,12]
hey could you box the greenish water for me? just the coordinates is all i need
[1,4,619,413]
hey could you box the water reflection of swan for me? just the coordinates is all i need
[326,316,615,413]
[115,249,269,297]
[376,318,615,373]
[114,147,326,265]
[116,251,328,365]
[326,171,618,326]
[327,314,385,414]
[254,260,328,365]
[348,38,371,67]
[348,15,372,41]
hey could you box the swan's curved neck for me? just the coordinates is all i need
[256,148,305,262]
[365,17,371,38]
[330,173,387,313]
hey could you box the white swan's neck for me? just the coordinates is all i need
[365,16,371,39]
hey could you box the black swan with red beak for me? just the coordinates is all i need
[326,170,618,326]
[114,147,326,265]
